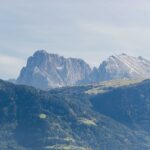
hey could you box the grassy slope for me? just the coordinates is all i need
[85,79,144,94]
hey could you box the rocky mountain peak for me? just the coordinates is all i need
[97,54,150,81]
[15,51,150,89]
[17,50,91,89]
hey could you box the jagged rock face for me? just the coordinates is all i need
[17,50,91,89]
[96,54,150,81]
[16,51,150,89]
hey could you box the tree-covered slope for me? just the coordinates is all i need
[0,79,150,150]
[91,79,150,132]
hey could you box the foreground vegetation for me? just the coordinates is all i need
[0,79,150,150]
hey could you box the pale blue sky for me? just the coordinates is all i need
[1,0,150,79]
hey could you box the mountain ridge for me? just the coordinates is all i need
[15,50,150,89]
[95,53,150,82]
[16,50,91,89]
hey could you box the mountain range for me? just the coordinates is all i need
[15,50,150,89]
[1,50,150,149]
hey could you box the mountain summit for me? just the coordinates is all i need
[17,50,91,89]
[16,50,150,89]
[95,53,150,81]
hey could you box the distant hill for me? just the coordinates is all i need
[1,79,150,149]
[15,50,150,90]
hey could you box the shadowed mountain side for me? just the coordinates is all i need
[0,79,150,149]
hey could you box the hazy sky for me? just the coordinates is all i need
[1,0,150,79]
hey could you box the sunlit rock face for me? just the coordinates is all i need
[95,53,150,82]
[17,50,91,89]
[16,51,150,89]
